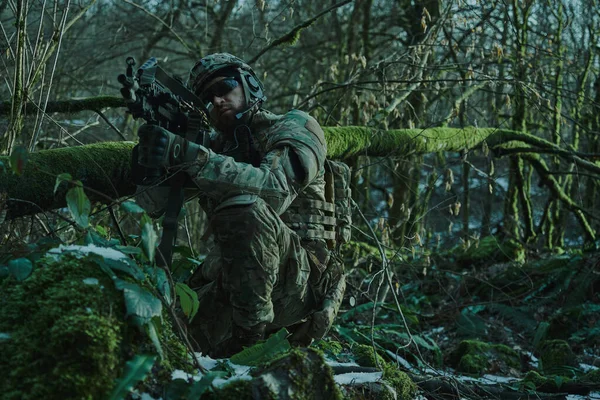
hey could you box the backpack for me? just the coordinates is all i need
[324,159,352,250]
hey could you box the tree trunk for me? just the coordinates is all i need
[0,124,596,221]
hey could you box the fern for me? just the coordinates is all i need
[229,328,290,366]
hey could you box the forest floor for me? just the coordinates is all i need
[137,237,600,399]
[320,237,600,399]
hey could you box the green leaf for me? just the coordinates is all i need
[9,146,28,175]
[121,201,145,214]
[95,225,108,237]
[115,280,162,324]
[54,173,72,194]
[554,375,564,389]
[87,253,144,281]
[230,328,290,366]
[107,354,156,400]
[175,282,199,320]
[151,267,171,305]
[141,214,157,263]
[8,258,33,281]
[115,245,143,255]
[533,322,549,350]
[187,371,228,399]
[66,184,91,228]
[147,320,164,359]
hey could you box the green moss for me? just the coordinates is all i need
[382,363,418,400]
[522,371,547,386]
[210,379,253,400]
[453,236,524,266]
[0,256,125,400]
[520,370,573,391]
[539,340,577,371]
[0,141,136,220]
[0,253,188,399]
[353,344,386,368]
[448,340,520,375]
[582,369,600,383]
[313,339,343,357]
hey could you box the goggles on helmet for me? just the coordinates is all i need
[199,77,240,108]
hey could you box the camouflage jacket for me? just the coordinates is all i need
[137,109,332,261]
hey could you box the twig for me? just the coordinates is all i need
[248,0,352,64]
[122,0,192,54]
[108,206,128,246]
[94,108,127,140]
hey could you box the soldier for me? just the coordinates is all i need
[135,53,346,357]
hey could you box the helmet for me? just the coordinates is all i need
[188,53,266,109]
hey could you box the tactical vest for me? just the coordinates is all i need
[207,109,353,250]
[258,110,352,250]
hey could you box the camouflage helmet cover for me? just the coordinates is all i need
[188,53,266,108]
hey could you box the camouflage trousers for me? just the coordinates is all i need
[188,197,319,352]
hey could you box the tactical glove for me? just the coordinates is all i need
[137,124,205,169]
[290,274,346,346]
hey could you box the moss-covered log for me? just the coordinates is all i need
[0,142,135,220]
[1,124,598,220]
[0,96,126,115]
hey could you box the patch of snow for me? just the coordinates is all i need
[0,333,11,341]
[526,351,538,365]
[567,393,600,400]
[193,353,219,371]
[171,369,201,382]
[325,360,360,368]
[47,244,127,261]
[334,371,383,385]
[83,278,99,285]
[227,361,252,376]
[580,363,599,373]
[480,374,518,384]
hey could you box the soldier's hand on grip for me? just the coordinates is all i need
[138,124,204,169]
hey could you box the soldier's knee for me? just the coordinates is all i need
[212,196,278,239]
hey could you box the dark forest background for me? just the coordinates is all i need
[1,1,600,399]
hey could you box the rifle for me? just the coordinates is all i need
[118,56,209,268]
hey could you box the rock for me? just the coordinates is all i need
[538,340,577,371]
[447,340,521,375]
[214,348,342,400]
[0,254,186,400]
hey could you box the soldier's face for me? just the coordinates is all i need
[202,77,247,132]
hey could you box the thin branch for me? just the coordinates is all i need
[122,0,192,54]
[248,0,352,64]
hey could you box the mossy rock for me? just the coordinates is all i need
[0,257,126,399]
[447,340,520,375]
[382,363,418,400]
[212,348,342,400]
[353,344,386,368]
[313,339,344,357]
[0,254,186,400]
[520,371,572,391]
[538,340,577,372]
[582,369,600,383]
